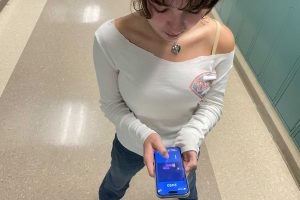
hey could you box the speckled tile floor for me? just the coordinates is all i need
[0,0,299,200]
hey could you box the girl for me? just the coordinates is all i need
[93,0,235,199]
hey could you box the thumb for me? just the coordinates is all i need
[153,141,169,158]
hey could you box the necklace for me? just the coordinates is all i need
[171,40,181,55]
[168,17,208,55]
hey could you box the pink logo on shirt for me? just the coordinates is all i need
[190,72,216,99]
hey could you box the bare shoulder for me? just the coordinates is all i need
[113,13,154,48]
[114,13,144,36]
[216,22,235,54]
[114,14,131,31]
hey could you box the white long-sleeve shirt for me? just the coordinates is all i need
[93,19,234,156]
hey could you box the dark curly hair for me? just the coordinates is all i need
[132,0,220,19]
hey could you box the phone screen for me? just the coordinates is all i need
[154,147,189,198]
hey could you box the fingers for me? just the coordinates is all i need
[182,153,190,172]
[144,143,155,177]
[182,151,198,173]
[153,141,169,159]
[143,133,169,177]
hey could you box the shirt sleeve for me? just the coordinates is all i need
[93,34,155,143]
[174,51,235,154]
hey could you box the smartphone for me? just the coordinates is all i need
[154,147,190,198]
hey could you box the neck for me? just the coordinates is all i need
[137,14,179,45]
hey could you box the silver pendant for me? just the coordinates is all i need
[171,44,181,55]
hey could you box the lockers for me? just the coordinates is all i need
[293,128,300,151]
[276,66,300,135]
[216,0,300,150]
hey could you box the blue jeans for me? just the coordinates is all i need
[99,135,198,200]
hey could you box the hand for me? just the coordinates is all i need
[182,150,198,175]
[143,133,169,177]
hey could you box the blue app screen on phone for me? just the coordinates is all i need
[154,147,189,197]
